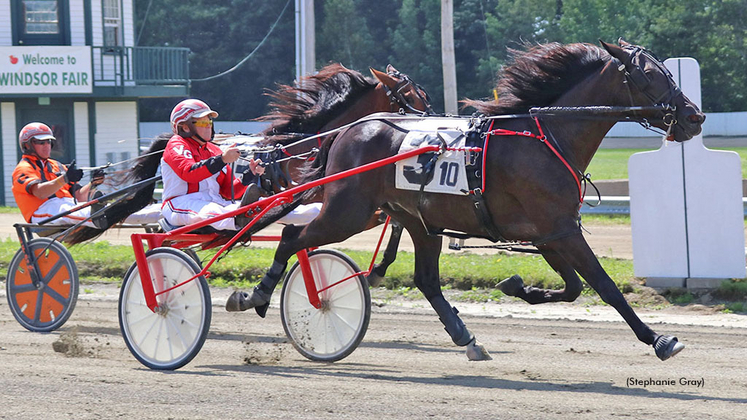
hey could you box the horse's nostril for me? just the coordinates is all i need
[688,113,705,124]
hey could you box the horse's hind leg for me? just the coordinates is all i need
[547,232,684,361]
[366,221,403,287]
[497,246,583,304]
[386,210,491,361]
[226,190,378,317]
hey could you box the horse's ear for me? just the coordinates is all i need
[370,67,397,89]
[600,39,625,61]
[617,38,632,47]
[386,64,399,75]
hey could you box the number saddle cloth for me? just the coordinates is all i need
[394,117,477,195]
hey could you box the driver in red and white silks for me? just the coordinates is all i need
[161,99,264,231]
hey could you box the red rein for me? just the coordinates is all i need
[484,118,583,205]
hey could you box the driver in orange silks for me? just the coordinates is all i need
[12,122,105,228]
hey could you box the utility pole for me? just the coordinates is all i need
[441,0,458,114]
[295,0,315,82]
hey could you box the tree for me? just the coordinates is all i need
[316,0,377,69]
[389,0,445,111]
[134,0,295,121]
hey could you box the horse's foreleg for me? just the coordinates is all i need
[549,232,684,361]
[366,221,403,287]
[497,247,583,304]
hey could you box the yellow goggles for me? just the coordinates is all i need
[192,119,214,128]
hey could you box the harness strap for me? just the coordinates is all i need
[532,228,582,247]
[469,188,506,242]
[485,117,584,204]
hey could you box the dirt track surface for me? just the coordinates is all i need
[1,283,746,419]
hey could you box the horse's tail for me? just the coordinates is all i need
[122,133,170,183]
[63,134,170,245]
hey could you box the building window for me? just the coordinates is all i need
[103,0,121,47]
[23,0,59,35]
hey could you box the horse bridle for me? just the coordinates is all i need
[383,70,435,115]
[618,45,683,129]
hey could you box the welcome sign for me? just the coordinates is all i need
[0,46,92,94]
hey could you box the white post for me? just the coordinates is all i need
[295,0,315,82]
[629,58,745,288]
[441,0,458,114]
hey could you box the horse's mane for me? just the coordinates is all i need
[256,63,378,144]
[462,42,611,115]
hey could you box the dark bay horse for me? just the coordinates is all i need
[250,62,432,283]
[228,40,705,361]
[65,63,431,254]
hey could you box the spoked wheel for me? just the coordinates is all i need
[6,238,78,332]
[118,248,211,370]
[280,249,371,362]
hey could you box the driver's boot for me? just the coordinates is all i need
[90,191,109,230]
[235,183,262,229]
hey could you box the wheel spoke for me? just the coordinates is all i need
[124,307,157,327]
[43,286,70,307]
[327,283,359,301]
[32,289,44,326]
[9,283,36,294]
[166,313,192,353]
[328,305,358,333]
[133,312,160,348]
[40,258,65,285]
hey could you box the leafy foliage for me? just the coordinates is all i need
[134,0,747,122]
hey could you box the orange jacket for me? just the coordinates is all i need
[12,155,73,222]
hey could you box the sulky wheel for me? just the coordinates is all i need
[6,238,78,332]
[118,247,211,370]
[280,249,371,362]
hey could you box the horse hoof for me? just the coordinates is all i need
[654,335,685,361]
[225,291,248,312]
[497,274,524,297]
[465,338,492,361]
[226,287,270,313]
[366,272,384,288]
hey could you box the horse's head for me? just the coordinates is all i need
[370,65,434,114]
[601,39,706,142]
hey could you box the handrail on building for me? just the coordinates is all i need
[91,46,190,87]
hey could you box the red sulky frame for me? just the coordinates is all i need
[130,144,484,313]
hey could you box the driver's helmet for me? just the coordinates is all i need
[170,99,218,136]
[19,122,55,152]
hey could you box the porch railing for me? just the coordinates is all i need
[91,46,190,87]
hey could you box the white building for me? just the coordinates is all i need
[0,0,190,205]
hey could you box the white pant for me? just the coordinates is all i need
[277,203,321,225]
[162,194,239,231]
[31,197,96,227]
[162,195,322,231]
[123,203,163,225]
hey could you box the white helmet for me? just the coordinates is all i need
[19,122,55,152]
[170,99,218,135]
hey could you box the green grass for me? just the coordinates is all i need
[587,148,653,180]
[713,147,747,179]
[587,147,747,180]
[0,239,637,293]
[4,232,747,309]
